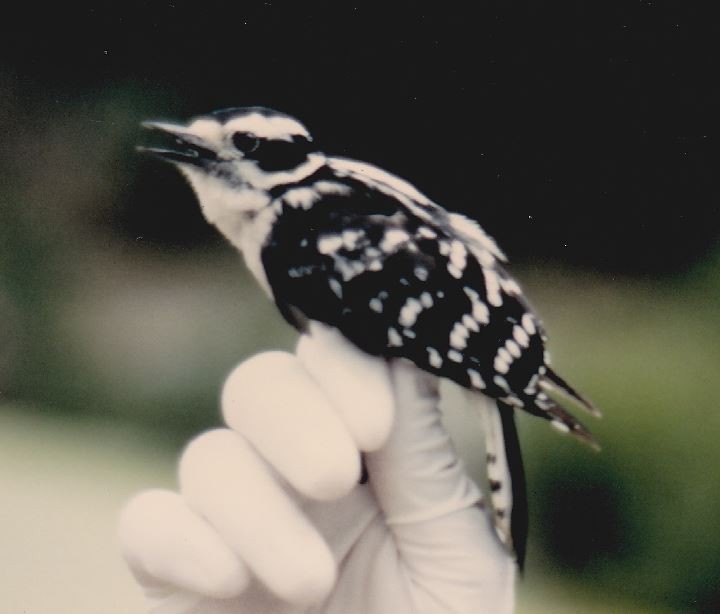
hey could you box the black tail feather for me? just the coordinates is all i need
[542,368,601,417]
[498,401,528,572]
[542,400,601,450]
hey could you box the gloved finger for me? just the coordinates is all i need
[179,428,336,606]
[365,359,483,524]
[221,350,361,501]
[117,489,249,599]
[298,485,381,564]
[296,323,395,452]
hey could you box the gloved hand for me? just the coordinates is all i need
[118,324,516,613]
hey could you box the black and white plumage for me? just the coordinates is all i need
[141,106,600,568]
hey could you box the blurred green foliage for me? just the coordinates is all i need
[520,265,720,611]
[1,81,718,613]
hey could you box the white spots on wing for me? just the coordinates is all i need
[300,238,308,247]
[447,349,463,363]
[288,265,314,278]
[380,228,410,253]
[493,375,510,393]
[500,277,522,296]
[513,325,530,348]
[333,259,366,281]
[427,346,443,368]
[446,239,468,277]
[284,187,319,210]
[399,297,423,327]
[447,264,463,279]
[494,345,515,375]
[494,355,509,374]
[369,290,389,314]
[551,420,570,434]
[318,229,368,279]
[467,368,485,389]
[522,313,536,335]
[328,278,343,299]
[524,373,539,395]
[331,254,367,282]
[342,229,364,250]
[504,396,524,409]
[483,268,503,307]
[462,313,480,332]
[388,327,403,347]
[543,349,552,365]
[536,391,551,408]
[399,277,410,286]
[420,291,433,308]
[314,180,351,196]
[498,347,512,365]
[414,265,429,281]
[437,290,445,298]
[450,322,470,350]
[438,240,451,256]
[474,248,496,268]
[317,234,343,255]
[449,240,467,271]
[506,339,521,359]
[474,301,490,323]
[464,286,490,324]
[368,260,383,271]
[417,226,437,239]
[403,328,416,339]
[463,286,478,300]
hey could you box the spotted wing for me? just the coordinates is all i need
[262,178,546,406]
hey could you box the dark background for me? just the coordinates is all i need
[1,2,718,612]
[4,1,718,271]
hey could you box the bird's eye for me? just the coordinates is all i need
[232,133,260,154]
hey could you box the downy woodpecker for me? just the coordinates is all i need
[140,106,600,568]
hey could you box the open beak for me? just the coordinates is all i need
[138,121,218,165]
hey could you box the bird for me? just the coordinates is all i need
[139,106,601,569]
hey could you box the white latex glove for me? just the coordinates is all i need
[118,324,515,614]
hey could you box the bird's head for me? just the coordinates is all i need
[140,106,323,222]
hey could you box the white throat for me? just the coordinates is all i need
[179,167,270,225]
[178,153,326,298]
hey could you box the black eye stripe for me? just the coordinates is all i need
[230,133,315,172]
[254,141,310,172]
[291,134,313,147]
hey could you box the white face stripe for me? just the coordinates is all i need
[328,157,432,206]
[224,113,310,140]
[186,118,225,148]
[175,112,309,153]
